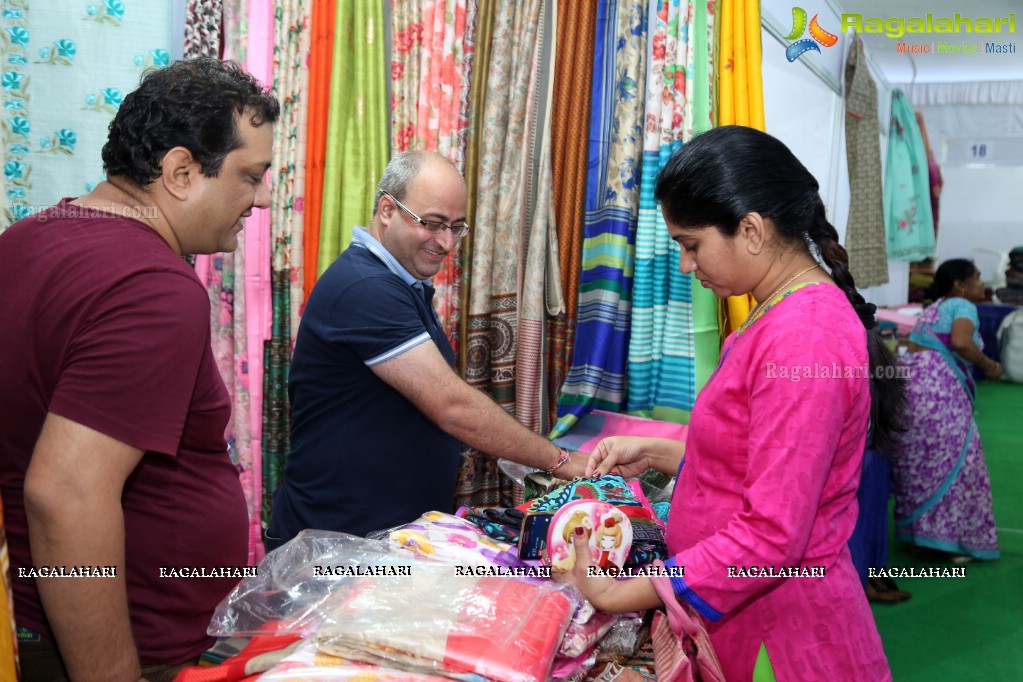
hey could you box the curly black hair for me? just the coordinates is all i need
[101,57,280,187]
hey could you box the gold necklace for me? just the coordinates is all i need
[741,263,820,332]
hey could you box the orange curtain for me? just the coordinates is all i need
[301,0,336,307]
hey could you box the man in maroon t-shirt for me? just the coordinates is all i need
[0,58,278,682]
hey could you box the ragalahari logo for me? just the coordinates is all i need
[785,7,839,62]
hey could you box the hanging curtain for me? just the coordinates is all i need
[301,0,337,307]
[514,0,558,434]
[184,0,223,57]
[390,0,475,349]
[915,111,943,240]
[627,0,692,419]
[715,0,764,335]
[546,0,597,430]
[551,0,647,438]
[843,34,889,288]
[627,0,718,420]
[457,0,496,375]
[453,0,496,505]
[0,1,174,228]
[261,0,310,542]
[317,2,389,271]
[458,0,546,507]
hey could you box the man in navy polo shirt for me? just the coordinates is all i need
[267,151,584,546]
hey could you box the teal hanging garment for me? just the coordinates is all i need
[885,89,936,262]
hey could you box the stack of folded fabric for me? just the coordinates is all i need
[311,572,573,682]
[381,511,627,680]
[207,530,575,682]
[380,510,521,567]
[256,639,451,681]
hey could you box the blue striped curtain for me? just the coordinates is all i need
[551,0,647,438]
[628,0,694,417]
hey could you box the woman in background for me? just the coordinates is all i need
[894,259,1002,562]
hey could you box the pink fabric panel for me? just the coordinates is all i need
[578,410,689,453]
[875,304,922,336]
[244,0,274,562]
[664,284,890,681]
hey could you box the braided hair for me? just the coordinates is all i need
[655,125,905,450]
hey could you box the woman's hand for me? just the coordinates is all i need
[984,359,1003,381]
[550,528,663,613]
[555,450,590,480]
[586,436,684,478]
[586,436,653,478]
[550,526,618,608]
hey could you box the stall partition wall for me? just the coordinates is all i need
[903,85,1023,284]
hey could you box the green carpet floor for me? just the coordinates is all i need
[873,381,1023,680]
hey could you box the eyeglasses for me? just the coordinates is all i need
[380,191,471,239]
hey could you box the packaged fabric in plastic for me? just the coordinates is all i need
[374,511,621,666]
[311,571,573,682]
[257,639,451,681]
[597,615,646,657]
[208,530,413,637]
[209,529,574,682]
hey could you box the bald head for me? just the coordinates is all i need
[370,150,467,280]
[373,150,463,217]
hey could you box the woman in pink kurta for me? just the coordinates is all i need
[556,126,904,681]
[659,282,887,680]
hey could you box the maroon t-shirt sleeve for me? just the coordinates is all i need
[48,269,210,457]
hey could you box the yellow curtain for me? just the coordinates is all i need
[716,0,765,334]
[0,496,17,682]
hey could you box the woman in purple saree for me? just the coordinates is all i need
[894,259,1002,561]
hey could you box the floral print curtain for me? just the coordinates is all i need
[1,0,173,229]
[261,0,310,538]
[627,0,717,419]
[390,0,475,350]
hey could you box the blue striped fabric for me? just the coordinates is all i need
[551,0,647,438]
[627,0,699,416]
[628,141,698,414]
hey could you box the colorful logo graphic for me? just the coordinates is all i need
[784,7,839,62]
